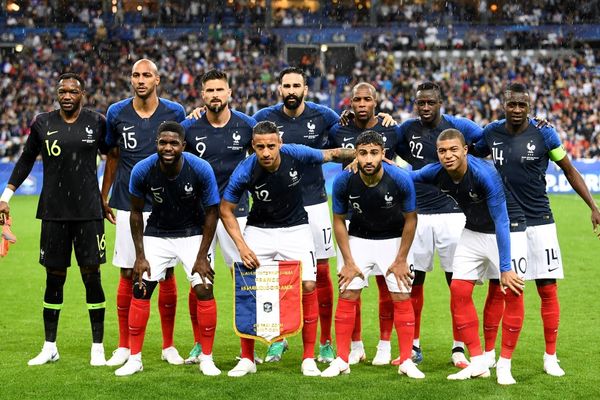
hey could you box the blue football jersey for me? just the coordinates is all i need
[332,163,416,239]
[129,153,220,237]
[253,101,338,206]
[396,114,483,214]
[474,118,563,226]
[181,110,256,217]
[106,97,186,211]
[224,144,324,228]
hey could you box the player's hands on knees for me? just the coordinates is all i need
[500,270,525,295]
[192,257,214,290]
[187,106,206,120]
[377,112,397,127]
[338,262,363,293]
[240,245,260,269]
[133,257,151,286]
[344,158,359,174]
[387,260,413,291]
[102,201,116,225]
[0,202,10,225]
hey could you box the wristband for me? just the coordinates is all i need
[0,188,14,203]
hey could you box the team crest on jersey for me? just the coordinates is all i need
[184,183,194,195]
[288,168,300,186]
[277,125,285,137]
[521,140,539,162]
[468,190,480,201]
[228,130,244,151]
[82,125,96,144]
[305,121,317,140]
[383,193,394,208]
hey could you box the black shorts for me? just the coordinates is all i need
[39,220,106,269]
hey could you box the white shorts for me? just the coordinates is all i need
[412,213,465,273]
[112,210,151,269]
[142,235,213,287]
[452,229,526,284]
[524,223,563,280]
[305,202,336,259]
[337,236,413,293]
[243,224,316,282]
[211,217,247,269]
[485,231,528,280]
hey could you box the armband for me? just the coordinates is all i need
[549,146,567,162]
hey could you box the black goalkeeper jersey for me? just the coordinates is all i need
[8,108,108,221]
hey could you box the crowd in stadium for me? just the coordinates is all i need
[1,29,597,161]
[2,0,598,27]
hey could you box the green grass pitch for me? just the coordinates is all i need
[1,195,599,399]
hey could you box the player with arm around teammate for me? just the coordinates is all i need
[114,121,221,376]
[473,83,600,377]
[321,131,424,379]
[0,73,109,366]
[412,129,526,385]
[101,59,187,367]
[220,121,356,377]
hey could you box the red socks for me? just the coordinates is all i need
[158,274,177,349]
[483,281,505,352]
[240,338,255,361]
[351,298,362,342]
[376,275,394,341]
[188,287,201,343]
[197,298,217,355]
[302,289,319,359]
[393,299,415,364]
[116,276,133,348]
[500,290,524,359]
[450,280,482,356]
[409,282,424,342]
[538,283,560,355]
[129,298,150,355]
[334,298,358,363]
[316,260,333,344]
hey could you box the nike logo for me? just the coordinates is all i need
[548,267,559,272]
[411,135,421,139]
[150,187,162,191]
[343,137,353,142]
[123,126,135,131]
[47,130,58,136]
[493,141,503,145]
[255,183,267,189]
[325,246,332,251]
[195,136,207,141]
[441,189,450,193]
[99,251,105,258]
[349,195,360,199]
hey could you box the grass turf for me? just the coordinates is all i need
[1,195,599,399]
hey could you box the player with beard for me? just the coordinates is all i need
[115,122,221,376]
[474,83,600,377]
[322,131,424,379]
[0,73,109,366]
[395,82,483,368]
[253,67,340,363]
[326,82,404,366]
[181,70,257,364]
[102,59,187,367]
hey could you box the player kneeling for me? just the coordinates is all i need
[321,131,424,379]
[114,122,221,377]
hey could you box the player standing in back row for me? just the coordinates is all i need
[102,59,187,367]
[474,83,600,377]
[253,67,340,363]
